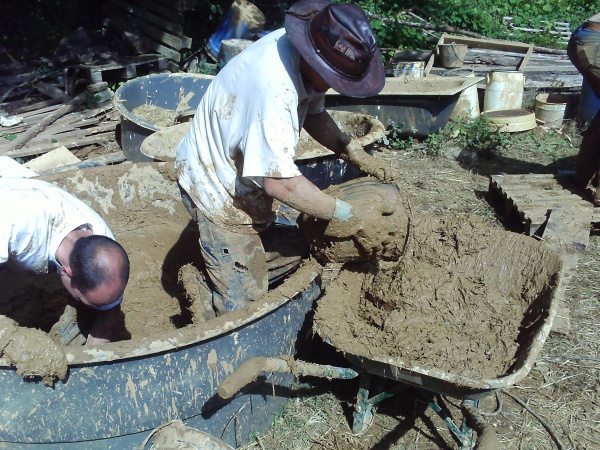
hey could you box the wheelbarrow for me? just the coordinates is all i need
[217,224,563,449]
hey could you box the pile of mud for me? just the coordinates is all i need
[315,214,563,380]
[0,164,210,344]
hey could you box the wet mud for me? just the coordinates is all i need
[315,214,563,380]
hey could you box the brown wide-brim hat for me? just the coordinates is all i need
[285,0,385,98]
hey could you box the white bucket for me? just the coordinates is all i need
[443,69,480,120]
[535,93,568,128]
[483,71,524,111]
[219,38,254,67]
[393,61,424,78]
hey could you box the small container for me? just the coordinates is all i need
[393,61,424,78]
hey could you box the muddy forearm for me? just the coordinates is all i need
[302,111,347,156]
[264,175,336,220]
[85,307,119,345]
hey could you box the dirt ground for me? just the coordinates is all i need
[249,124,599,450]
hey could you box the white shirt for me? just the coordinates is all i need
[176,28,326,233]
[0,178,114,274]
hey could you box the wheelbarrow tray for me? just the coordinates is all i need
[324,76,484,138]
[315,260,562,400]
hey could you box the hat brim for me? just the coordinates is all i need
[285,0,385,98]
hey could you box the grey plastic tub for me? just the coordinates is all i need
[114,73,214,162]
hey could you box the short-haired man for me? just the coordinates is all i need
[176,0,394,314]
[0,177,130,345]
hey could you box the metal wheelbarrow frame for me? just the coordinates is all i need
[218,256,562,449]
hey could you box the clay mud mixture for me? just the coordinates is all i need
[0,165,209,347]
[315,214,562,380]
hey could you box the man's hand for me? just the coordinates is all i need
[325,198,395,255]
[342,134,398,183]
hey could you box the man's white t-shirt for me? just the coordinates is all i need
[0,178,114,274]
[176,28,326,234]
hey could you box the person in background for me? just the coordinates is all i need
[0,177,130,345]
[568,13,600,204]
[176,0,395,315]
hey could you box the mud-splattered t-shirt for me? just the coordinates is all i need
[0,178,114,273]
[176,28,325,234]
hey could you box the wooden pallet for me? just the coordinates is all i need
[75,54,168,83]
[489,173,595,334]
[104,0,193,69]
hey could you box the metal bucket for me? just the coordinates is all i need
[483,70,524,111]
[438,43,468,68]
[113,73,214,163]
[0,163,322,449]
[535,93,569,128]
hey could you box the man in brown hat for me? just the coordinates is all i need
[176,0,394,314]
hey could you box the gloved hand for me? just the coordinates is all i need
[340,133,399,183]
[325,198,396,255]
[49,305,86,346]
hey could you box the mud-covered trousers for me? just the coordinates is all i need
[180,187,309,315]
[567,23,600,191]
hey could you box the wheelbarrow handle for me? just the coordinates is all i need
[217,356,358,399]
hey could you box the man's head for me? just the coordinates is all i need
[61,235,130,310]
[285,0,385,98]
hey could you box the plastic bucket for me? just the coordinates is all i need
[393,61,424,78]
[577,78,600,124]
[535,93,568,128]
[219,38,254,67]
[205,0,265,62]
[439,44,468,68]
[443,69,480,120]
[483,70,524,111]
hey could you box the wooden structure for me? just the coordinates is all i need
[103,0,193,72]
[425,33,534,76]
[488,173,595,333]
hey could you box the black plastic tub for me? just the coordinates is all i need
[114,73,214,162]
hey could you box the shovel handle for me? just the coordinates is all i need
[218,356,358,399]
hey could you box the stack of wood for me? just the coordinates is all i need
[0,56,125,176]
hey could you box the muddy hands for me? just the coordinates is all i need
[343,137,399,183]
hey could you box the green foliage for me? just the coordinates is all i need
[450,116,510,157]
[2,133,17,141]
[423,132,446,157]
[354,0,600,50]
[84,93,102,110]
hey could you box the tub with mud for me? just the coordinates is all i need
[0,163,322,449]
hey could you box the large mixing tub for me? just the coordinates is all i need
[0,163,321,449]
[114,73,214,162]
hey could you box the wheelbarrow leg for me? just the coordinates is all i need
[418,390,478,449]
[352,372,409,434]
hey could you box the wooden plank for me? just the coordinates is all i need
[110,0,184,35]
[432,34,534,72]
[441,34,533,53]
[37,151,127,175]
[5,131,116,158]
[541,205,593,334]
